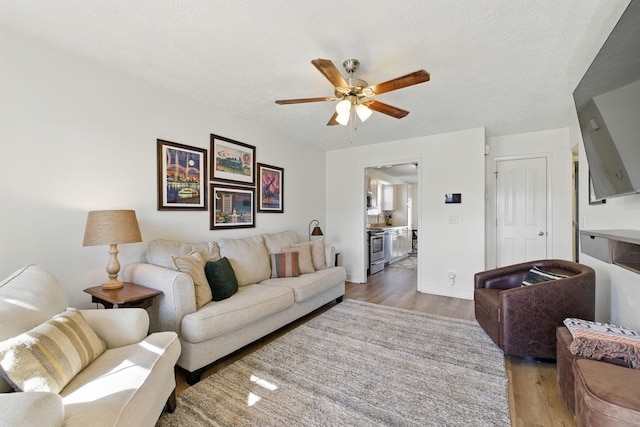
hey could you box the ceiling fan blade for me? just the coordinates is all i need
[369,70,430,95]
[311,58,348,88]
[326,111,339,126]
[366,100,410,119]
[275,97,336,105]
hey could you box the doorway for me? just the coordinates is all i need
[364,163,419,285]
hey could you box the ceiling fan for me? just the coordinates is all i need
[275,58,430,126]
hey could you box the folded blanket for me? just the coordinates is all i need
[564,318,640,368]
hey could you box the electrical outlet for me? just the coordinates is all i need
[448,215,458,224]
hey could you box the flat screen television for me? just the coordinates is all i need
[573,0,640,201]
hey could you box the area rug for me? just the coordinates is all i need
[388,256,417,269]
[157,300,510,427]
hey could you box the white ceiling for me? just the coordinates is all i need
[0,1,631,150]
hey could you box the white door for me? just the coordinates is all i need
[496,157,548,267]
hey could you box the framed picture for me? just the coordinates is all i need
[257,163,284,213]
[210,184,255,229]
[589,170,606,205]
[157,139,207,210]
[210,134,256,185]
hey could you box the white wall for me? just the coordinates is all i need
[0,28,326,309]
[327,128,485,300]
[485,128,574,268]
[572,120,640,330]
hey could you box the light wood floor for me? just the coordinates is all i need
[175,261,575,426]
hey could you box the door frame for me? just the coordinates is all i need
[487,153,553,269]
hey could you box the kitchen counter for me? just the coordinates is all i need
[367,225,409,231]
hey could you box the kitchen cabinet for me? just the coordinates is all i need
[381,185,394,211]
[387,226,410,264]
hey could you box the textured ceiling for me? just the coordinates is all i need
[0,0,631,150]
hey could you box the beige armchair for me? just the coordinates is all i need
[0,265,181,427]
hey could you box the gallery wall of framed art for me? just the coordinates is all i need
[157,134,284,230]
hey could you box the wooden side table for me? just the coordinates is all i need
[84,282,162,309]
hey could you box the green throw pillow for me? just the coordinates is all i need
[205,257,239,301]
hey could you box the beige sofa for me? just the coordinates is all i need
[123,231,346,384]
[0,264,181,427]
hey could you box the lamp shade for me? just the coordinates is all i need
[83,210,142,246]
[308,219,324,241]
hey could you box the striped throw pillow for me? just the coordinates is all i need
[270,252,300,278]
[0,310,106,393]
[522,266,568,286]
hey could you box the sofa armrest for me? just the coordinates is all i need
[123,263,197,334]
[0,391,63,426]
[79,308,149,348]
[325,245,336,267]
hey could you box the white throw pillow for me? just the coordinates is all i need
[282,245,315,274]
[291,239,326,270]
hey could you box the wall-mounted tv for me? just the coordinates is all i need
[573,0,640,201]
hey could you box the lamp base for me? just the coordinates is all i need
[102,279,124,290]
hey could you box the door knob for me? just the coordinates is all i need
[538,231,545,236]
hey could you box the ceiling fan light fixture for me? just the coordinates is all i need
[335,99,351,115]
[355,103,372,122]
[336,111,350,126]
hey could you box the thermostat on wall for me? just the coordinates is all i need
[445,193,461,204]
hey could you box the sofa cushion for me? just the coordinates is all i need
[217,235,271,286]
[292,239,327,270]
[0,265,69,342]
[180,284,294,343]
[270,252,300,278]
[146,239,220,270]
[262,266,346,303]
[172,251,212,309]
[574,359,640,426]
[205,257,239,301]
[282,244,315,274]
[522,266,567,286]
[0,310,106,393]
[263,230,299,254]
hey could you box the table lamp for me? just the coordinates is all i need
[83,210,142,289]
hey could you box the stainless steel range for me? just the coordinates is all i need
[369,230,386,274]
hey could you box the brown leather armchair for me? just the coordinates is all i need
[474,259,595,360]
